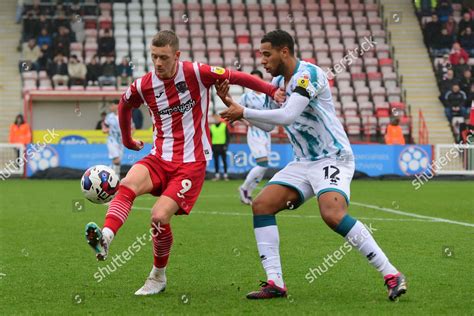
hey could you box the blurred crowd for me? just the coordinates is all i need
[18,0,133,88]
[419,0,474,123]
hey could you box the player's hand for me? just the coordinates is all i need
[215,79,234,107]
[126,139,144,151]
[273,88,286,104]
[219,100,244,123]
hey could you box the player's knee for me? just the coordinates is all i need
[319,199,347,229]
[118,177,138,192]
[252,197,275,215]
[151,212,170,226]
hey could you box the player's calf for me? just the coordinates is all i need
[318,191,348,229]
[319,192,406,301]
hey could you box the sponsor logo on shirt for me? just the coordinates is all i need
[159,99,195,116]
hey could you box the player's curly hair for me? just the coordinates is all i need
[261,30,295,55]
[152,30,179,51]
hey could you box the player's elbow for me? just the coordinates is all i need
[279,115,297,126]
[261,124,275,132]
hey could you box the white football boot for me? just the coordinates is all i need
[134,275,167,296]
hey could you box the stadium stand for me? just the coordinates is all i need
[417,0,474,142]
[0,1,23,142]
[17,0,413,144]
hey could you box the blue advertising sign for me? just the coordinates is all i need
[352,144,432,176]
[25,143,432,177]
[206,144,294,174]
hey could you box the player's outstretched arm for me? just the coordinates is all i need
[118,99,144,151]
[228,70,286,103]
[215,79,233,108]
[199,64,285,103]
[220,92,309,126]
[215,79,275,132]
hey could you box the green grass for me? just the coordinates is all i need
[1,179,473,315]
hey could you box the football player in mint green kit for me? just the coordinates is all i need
[218,30,406,301]
[238,70,273,205]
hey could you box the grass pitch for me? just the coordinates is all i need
[1,179,473,315]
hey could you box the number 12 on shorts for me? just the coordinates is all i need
[323,166,340,184]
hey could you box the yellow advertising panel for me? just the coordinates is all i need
[33,129,154,144]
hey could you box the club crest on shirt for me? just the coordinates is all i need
[210,66,225,75]
[176,81,188,93]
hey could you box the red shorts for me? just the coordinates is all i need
[136,154,207,215]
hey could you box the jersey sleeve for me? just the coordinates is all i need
[122,80,143,108]
[198,63,232,88]
[292,67,326,100]
[199,63,277,97]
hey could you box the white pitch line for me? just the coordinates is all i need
[351,202,474,228]
[132,206,440,223]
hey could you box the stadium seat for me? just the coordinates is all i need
[343,101,358,116]
[383,72,398,89]
[345,116,361,135]
[335,72,351,88]
[355,87,370,103]
[387,87,402,103]
[362,116,378,135]
[371,87,387,104]
[364,57,379,73]
[359,101,375,115]
[378,117,390,134]
[352,73,367,88]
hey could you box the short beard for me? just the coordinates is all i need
[274,62,286,77]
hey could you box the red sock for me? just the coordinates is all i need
[152,223,173,268]
[103,185,136,234]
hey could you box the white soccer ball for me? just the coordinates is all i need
[81,165,120,204]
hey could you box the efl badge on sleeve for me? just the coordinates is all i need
[210,66,225,75]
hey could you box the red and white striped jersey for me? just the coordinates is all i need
[122,60,276,163]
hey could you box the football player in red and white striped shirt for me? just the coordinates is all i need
[85,30,284,295]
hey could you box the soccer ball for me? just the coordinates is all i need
[81,165,120,204]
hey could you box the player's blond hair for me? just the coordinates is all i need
[151,30,179,51]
